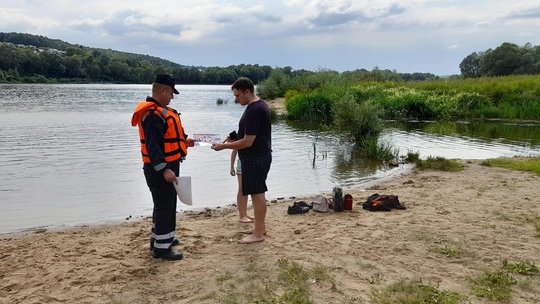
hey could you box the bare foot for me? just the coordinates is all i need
[241,229,267,235]
[238,234,265,244]
[239,217,254,223]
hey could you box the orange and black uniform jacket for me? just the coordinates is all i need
[131,98,188,171]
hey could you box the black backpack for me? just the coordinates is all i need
[362,193,406,211]
[332,187,344,212]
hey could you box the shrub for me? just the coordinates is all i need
[333,92,382,142]
[257,69,291,100]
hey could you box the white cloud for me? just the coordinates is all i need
[0,0,539,75]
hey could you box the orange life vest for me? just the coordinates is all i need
[131,101,188,164]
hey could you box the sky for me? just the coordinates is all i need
[1,0,539,75]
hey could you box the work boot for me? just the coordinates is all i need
[152,249,183,261]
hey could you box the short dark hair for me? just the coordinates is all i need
[231,77,254,94]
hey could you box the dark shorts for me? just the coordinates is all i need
[240,153,272,195]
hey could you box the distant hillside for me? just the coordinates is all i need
[0,32,183,68]
[0,32,273,84]
[0,32,440,85]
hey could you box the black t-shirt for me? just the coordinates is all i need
[237,99,272,157]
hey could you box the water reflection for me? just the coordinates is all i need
[389,120,540,147]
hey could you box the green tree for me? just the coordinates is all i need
[41,52,66,78]
[85,63,102,80]
[481,43,524,76]
[107,59,130,82]
[20,49,41,76]
[64,55,83,78]
[460,52,481,77]
[464,42,540,77]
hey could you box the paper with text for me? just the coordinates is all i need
[192,133,222,146]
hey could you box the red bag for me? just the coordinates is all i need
[344,194,353,210]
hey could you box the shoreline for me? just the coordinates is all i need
[1,160,539,303]
[0,163,414,239]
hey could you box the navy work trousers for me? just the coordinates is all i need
[143,162,179,251]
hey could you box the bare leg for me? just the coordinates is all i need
[237,174,252,223]
[239,193,266,244]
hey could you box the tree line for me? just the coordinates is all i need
[460,42,540,77]
[0,32,453,84]
[0,32,275,84]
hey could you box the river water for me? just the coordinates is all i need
[1,84,539,234]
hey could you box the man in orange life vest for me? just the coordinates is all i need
[131,74,194,260]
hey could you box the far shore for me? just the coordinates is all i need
[1,160,539,303]
[265,97,286,114]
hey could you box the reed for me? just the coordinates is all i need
[271,72,540,121]
[285,92,333,122]
[357,137,398,162]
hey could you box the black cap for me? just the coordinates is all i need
[154,74,179,94]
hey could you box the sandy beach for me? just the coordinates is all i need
[1,160,539,303]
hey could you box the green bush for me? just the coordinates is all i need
[332,93,382,142]
[258,69,291,100]
[257,77,280,100]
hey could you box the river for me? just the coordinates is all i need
[0,83,538,234]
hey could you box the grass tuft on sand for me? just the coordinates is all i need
[404,153,464,172]
[369,279,463,304]
[481,156,540,175]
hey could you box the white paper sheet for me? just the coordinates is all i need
[173,176,192,205]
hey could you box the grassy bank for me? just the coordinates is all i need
[481,156,540,175]
[260,73,540,122]
[260,73,540,162]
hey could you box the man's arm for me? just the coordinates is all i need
[212,135,255,151]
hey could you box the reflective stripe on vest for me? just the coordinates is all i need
[132,101,188,164]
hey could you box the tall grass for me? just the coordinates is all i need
[264,71,540,121]
[266,71,539,162]
[285,92,333,122]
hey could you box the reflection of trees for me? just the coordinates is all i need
[386,121,540,146]
[283,120,390,179]
[283,119,330,133]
